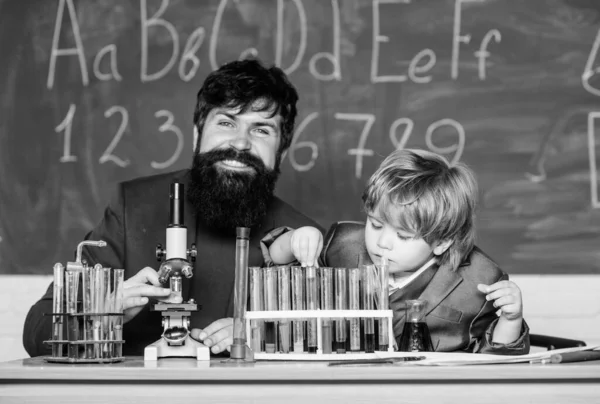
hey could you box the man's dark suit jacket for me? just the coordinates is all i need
[321,222,530,355]
[23,170,322,357]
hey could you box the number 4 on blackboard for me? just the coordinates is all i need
[54,103,184,170]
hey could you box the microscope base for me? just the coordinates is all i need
[144,336,210,361]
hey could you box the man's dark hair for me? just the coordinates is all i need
[193,59,299,155]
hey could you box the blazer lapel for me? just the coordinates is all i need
[419,262,463,317]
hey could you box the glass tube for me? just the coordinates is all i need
[320,267,333,354]
[249,266,264,353]
[277,266,291,353]
[92,264,104,359]
[231,227,250,359]
[291,266,305,353]
[102,267,111,357]
[348,267,361,352]
[305,266,319,353]
[65,270,79,359]
[377,258,390,351]
[113,269,125,358]
[82,266,93,359]
[263,267,278,353]
[334,267,348,354]
[52,263,65,358]
[361,264,376,353]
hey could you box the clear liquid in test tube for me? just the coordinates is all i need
[377,257,390,351]
[102,267,112,357]
[334,267,348,354]
[291,266,305,353]
[249,267,264,353]
[263,267,278,353]
[305,266,319,353]
[348,267,361,352]
[320,267,333,354]
[52,263,65,358]
[65,270,80,359]
[113,269,125,358]
[277,266,291,353]
[82,266,93,359]
[92,264,104,359]
[361,264,376,353]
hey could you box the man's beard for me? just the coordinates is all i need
[187,148,280,233]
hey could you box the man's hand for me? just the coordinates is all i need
[289,226,323,267]
[122,267,182,324]
[477,280,523,321]
[190,318,233,354]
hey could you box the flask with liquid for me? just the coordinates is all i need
[398,299,434,352]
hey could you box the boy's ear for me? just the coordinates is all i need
[433,239,453,256]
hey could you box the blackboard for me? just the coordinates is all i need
[1,0,600,275]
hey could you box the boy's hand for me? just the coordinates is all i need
[289,226,323,267]
[477,281,523,321]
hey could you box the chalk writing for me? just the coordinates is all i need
[54,104,77,163]
[475,29,501,81]
[336,113,376,179]
[100,106,130,167]
[308,0,341,81]
[141,0,179,83]
[93,44,122,82]
[150,110,184,170]
[371,0,410,83]
[583,27,600,97]
[289,112,319,172]
[47,0,88,89]
[425,119,465,166]
[179,27,205,82]
[276,0,307,75]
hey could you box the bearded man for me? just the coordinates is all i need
[23,59,322,357]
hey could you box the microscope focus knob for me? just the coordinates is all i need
[156,244,166,261]
[187,243,197,262]
[182,265,193,279]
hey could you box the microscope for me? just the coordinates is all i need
[143,182,210,361]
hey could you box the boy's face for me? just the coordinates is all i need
[364,214,440,274]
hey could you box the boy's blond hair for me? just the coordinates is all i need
[362,148,478,271]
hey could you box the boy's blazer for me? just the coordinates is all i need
[321,221,530,355]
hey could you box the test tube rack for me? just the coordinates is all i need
[44,312,125,364]
[245,309,394,361]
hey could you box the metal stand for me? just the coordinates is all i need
[144,301,210,361]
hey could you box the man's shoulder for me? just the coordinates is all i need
[267,196,323,231]
[457,246,507,284]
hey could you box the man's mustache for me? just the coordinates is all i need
[196,148,267,174]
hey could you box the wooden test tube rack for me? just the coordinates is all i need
[245,309,394,361]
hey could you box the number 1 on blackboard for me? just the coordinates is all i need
[55,103,77,163]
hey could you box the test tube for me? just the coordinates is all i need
[305,266,319,353]
[52,263,65,357]
[378,258,390,351]
[113,269,125,358]
[93,264,104,359]
[263,267,278,353]
[231,227,251,360]
[291,266,305,353]
[348,267,361,352]
[102,267,112,357]
[320,267,333,354]
[65,269,80,359]
[249,266,264,353]
[82,266,93,359]
[334,267,348,354]
[361,264,376,353]
[277,266,291,353]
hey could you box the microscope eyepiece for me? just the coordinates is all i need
[169,183,184,226]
